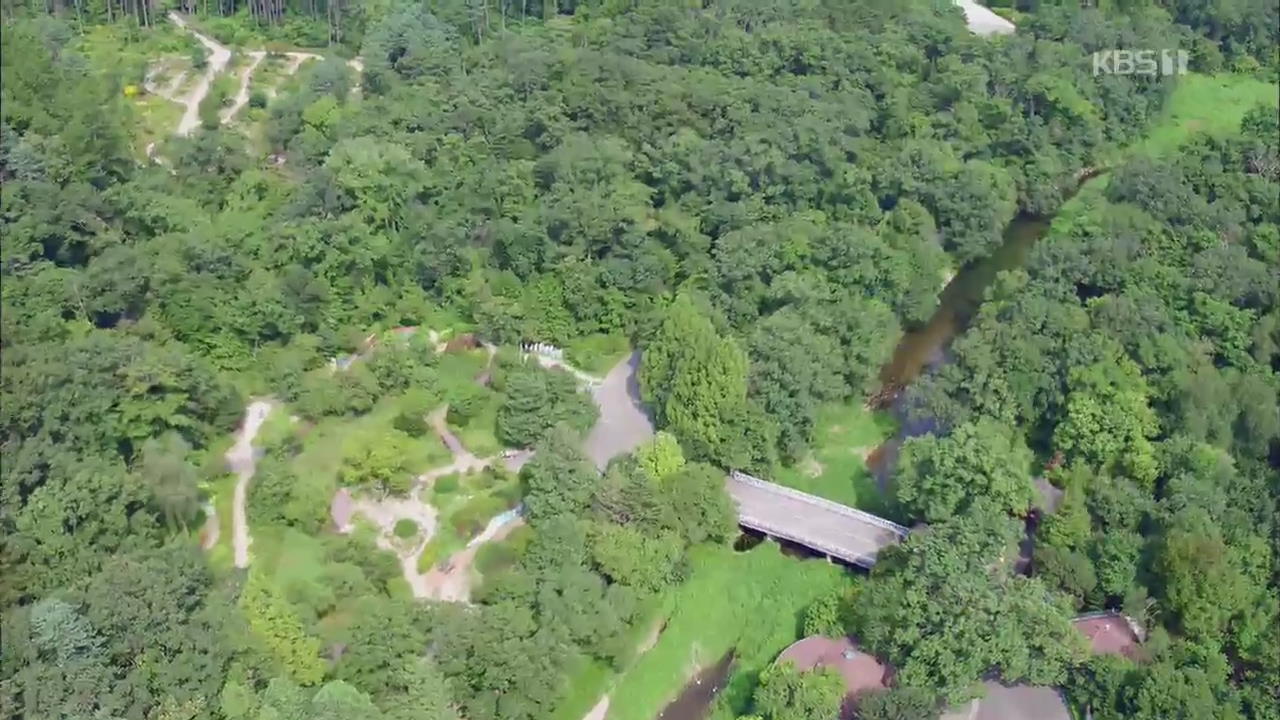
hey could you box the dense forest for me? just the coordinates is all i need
[2,1,1278,720]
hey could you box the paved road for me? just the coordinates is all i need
[583,351,654,470]
[726,472,908,567]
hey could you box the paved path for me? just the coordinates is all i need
[726,471,908,568]
[225,400,274,568]
[583,351,654,470]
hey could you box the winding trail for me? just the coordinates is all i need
[225,400,275,568]
[148,15,357,138]
[339,402,533,599]
[220,50,266,124]
[170,12,231,136]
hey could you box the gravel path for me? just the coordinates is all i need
[340,402,533,599]
[225,400,274,568]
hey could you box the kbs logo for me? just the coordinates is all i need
[1092,49,1188,76]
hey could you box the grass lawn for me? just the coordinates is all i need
[770,402,897,512]
[131,94,182,157]
[1055,73,1279,234]
[565,333,631,375]
[605,542,854,720]
[1134,73,1278,158]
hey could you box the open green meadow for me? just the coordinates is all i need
[605,543,854,720]
[770,402,897,512]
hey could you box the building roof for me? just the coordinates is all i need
[1073,613,1143,660]
[776,636,891,699]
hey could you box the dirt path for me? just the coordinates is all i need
[220,50,265,124]
[225,400,275,568]
[339,400,533,598]
[170,12,232,136]
[421,512,524,601]
[582,694,610,720]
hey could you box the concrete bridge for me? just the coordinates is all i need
[726,471,910,568]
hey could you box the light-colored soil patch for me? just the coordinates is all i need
[800,457,824,478]
[348,489,440,596]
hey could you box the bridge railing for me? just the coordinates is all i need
[729,471,910,539]
[736,512,881,568]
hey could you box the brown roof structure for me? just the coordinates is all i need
[1073,613,1143,660]
[776,636,891,717]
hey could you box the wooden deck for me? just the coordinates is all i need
[726,471,909,568]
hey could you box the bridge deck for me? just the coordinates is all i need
[726,471,909,568]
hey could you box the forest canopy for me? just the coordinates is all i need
[2,0,1278,719]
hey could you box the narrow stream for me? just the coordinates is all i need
[878,171,1104,398]
[656,650,736,720]
[877,214,1050,394]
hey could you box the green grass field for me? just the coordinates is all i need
[565,333,632,375]
[771,402,897,512]
[1055,72,1278,233]
[605,543,854,720]
[1134,73,1278,158]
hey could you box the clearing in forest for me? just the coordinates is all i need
[770,402,898,512]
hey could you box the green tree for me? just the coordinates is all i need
[634,431,686,483]
[1053,356,1159,488]
[856,687,939,720]
[751,663,845,720]
[894,420,1036,523]
[310,680,382,720]
[640,295,750,463]
[340,429,415,496]
[661,462,736,546]
[138,432,202,530]
[521,425,598,523]
[240,570,326,687]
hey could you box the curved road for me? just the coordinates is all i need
[583,351,654,470]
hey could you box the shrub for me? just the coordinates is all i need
[393,518,418,539]
[393,407,429,437]
[433,474,460,495]
[475,542,518,576]
[417,539,445,573]
[248,90,268,109]
[450,495,506,539]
